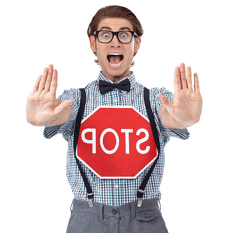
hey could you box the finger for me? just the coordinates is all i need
[50,69,58,95]
[45,64,53,91]
[32,75,42,93]
[186,66,193,91]
[194,73,200,93]
[174,66,181,93]
[54,99,73,115]
[39,67,48,91]
[180,63,187,89]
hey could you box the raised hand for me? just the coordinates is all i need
[26,64,73,126]
[158,63,202,128]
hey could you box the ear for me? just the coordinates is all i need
[134,36,141,53]
[89,35,97,53]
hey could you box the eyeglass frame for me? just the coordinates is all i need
[93,30,139,44]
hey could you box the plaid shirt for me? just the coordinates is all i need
[43,71,189,206]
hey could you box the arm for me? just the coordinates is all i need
[26,64,73,126]
[158,63,202,129]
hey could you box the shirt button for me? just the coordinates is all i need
[145,213,150,218]
[112,209,118,215]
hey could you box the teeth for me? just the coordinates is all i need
[110,61,122,67]
[108,53,122,56]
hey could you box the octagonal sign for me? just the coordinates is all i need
[76,106,157,179]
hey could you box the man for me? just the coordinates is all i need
[26,5,202,233]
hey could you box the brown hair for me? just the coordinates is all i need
[87,5,144,65]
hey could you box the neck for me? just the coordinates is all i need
[101,70,131,83]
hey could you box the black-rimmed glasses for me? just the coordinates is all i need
[93,30,139,44]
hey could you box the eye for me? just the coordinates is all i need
[119,31,131,39]
[103,32,110,38]
[120,33,127,38]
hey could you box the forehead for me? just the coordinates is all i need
[97,17,134,31]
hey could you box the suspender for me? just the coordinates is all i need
[137,87,161,207]
[73,88,94,207]
[73,87,161,207]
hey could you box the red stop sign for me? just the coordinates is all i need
[77,106,157,178]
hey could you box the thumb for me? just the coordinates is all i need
[54,99,73,115]
[157,93,170,107]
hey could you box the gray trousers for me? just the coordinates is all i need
[66,198,169,233]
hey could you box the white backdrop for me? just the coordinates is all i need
[0,0,232,232]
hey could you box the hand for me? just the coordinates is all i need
[157,63,202,128]
[26,64,73,126]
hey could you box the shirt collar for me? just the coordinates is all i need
[97,71,136,90]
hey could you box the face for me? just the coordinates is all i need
[90,17,141,82]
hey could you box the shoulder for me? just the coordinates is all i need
[149,87,174,102]
[58,88,79,100]
[84,80,100,95]
[132,82,173,98]
[150,87,173,95]
[85,80,99,90]
[131,81,145,92]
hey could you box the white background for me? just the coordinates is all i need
[0,0,232,232]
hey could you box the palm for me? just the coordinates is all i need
[26,65,72,126]
[158,63,202,127]
[27,91,57,124]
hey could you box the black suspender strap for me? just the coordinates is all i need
[73,87,160,208]
[73,88,94,207]
[137,87,161,207]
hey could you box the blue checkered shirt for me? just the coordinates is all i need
[43,71,189,206]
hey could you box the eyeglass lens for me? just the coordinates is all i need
[98,31,133,43]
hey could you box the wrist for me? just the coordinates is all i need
[159,106,188,129]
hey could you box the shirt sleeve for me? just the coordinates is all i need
[150,87,190,144]
[43,88,81,141]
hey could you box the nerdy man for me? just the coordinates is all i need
[26,5,202,233]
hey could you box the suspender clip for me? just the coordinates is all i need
[87,193,94,207]
[88,197,94,207]
[137,198,143,207]
[137,188,144,207]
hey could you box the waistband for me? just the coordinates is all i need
[70,198,161,221]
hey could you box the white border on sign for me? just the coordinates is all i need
[76,106,158,179]
[81,106,150,123]
[75,152,158,179]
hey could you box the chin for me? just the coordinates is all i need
[110,67,128,75]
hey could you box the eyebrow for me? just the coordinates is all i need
[99,26,132,31]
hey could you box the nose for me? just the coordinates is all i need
[110,34,121,47]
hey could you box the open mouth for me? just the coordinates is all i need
[107,53,124,66]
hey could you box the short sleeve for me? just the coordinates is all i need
[150,87,190,144]
[43,88,81,141]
